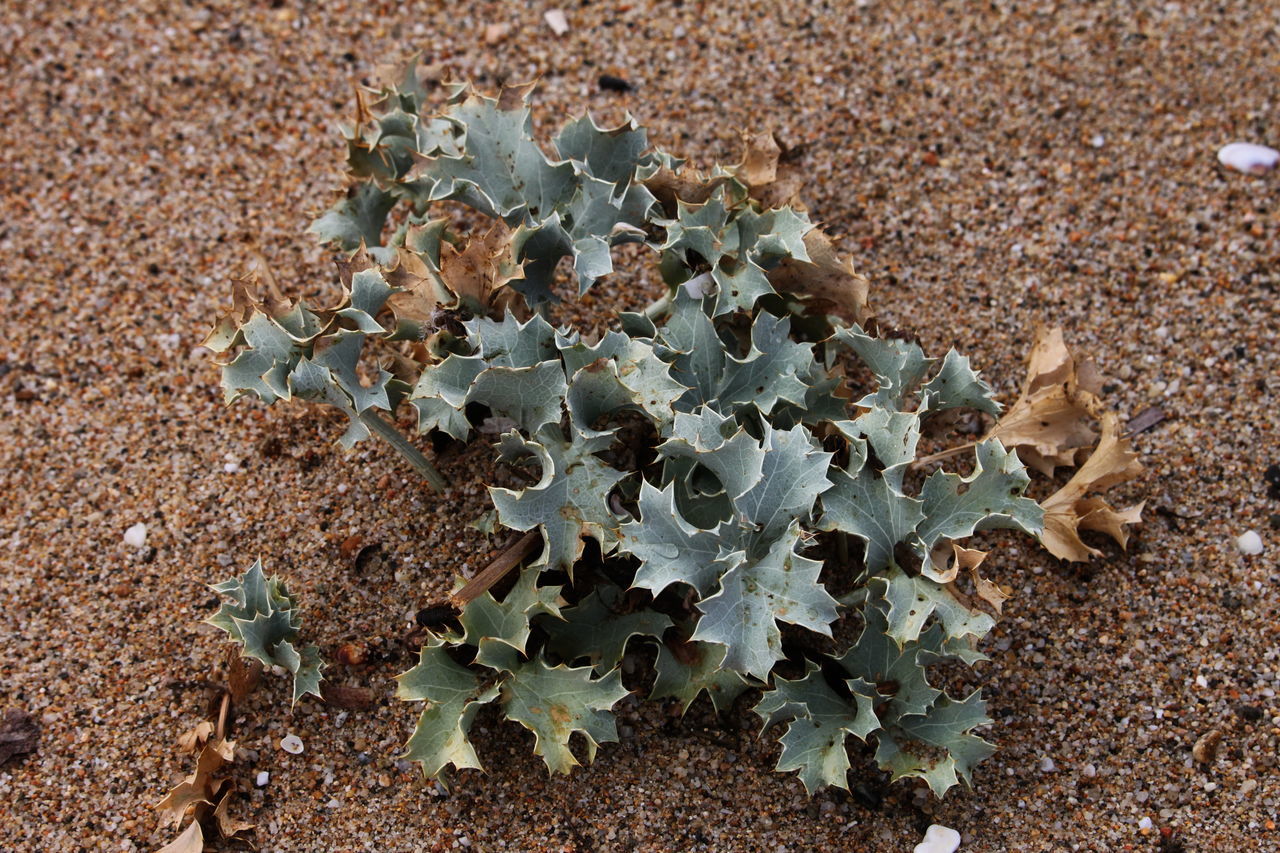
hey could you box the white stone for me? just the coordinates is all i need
[1236,530,1263,555]
[1217,142,1279,175]
[543,9,569,35]
[1138,816,1153,830]
[255,771,270,787]
[1082,763,1096,778]
[914,824,961,853]
[123,523,148,548]
[279,734,304,755]
[1040,756,1057,772]
[223,461,240,474]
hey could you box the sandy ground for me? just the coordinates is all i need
[1,1,1278,851]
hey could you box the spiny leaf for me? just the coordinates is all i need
[618,480,741,597]
[873,691,995,797]
[457,566,563,672]
[913,439,1043,556]
[309,182,396,251]
[397,642,501,778]
[834,325,932,409]
[540,585,671,675]
[755,664,879,793]
[651,638,750,714]
[500,657,629,775]
[489,428,628,575]
[920,350,1001,416]
[206,560,324,704]
[872,568,997,647]
[692,522,839,680]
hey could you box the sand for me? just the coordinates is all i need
[0,1,1277,851]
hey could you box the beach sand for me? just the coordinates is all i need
[0,1,1277,850]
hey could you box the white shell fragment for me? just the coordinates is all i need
[279,734,304,755]
[914,824,962,853]
[543,9,569,35]
[255,771,270,787]
[1217,142,1279,175]
[123,523,148,548]
[1235,530,1263,555]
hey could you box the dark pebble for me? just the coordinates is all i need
[1235,704,1263,722]
[598,74,633,92]
[1265,463,1280,499]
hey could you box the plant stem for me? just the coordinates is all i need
[642,288,674,321]
[452,531,542,606]
[910,440,978,472]
[358,410,448,491]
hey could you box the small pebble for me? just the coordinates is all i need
[1192,729,1222,764]
[223,461,240,474]
[1082,763,1096,778]
[914,824,961,853]
[1138,816,1153,831]
[123,523,148,548]
[543,9,569,35]
[1217,142,1279,174]
[1235,531,1263,555]
[483,22,509,45]
[280,734,304,755]
[1040,756,1056,773]
[255,771,269,787]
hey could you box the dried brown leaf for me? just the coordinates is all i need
[176,721,214,755]
[1040,413,1145,562]
[0,708,38,766]
[437,224,522,315]
[226,649,262,705]
[986,326,1103,477]
[213,787,255,840]
[767,229,870,324]
[641,168,729,217]
[155,819,204,853]
[733,131,806,210]
[154,737,236,829]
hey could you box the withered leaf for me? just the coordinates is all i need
[767,229,870,325]
[0,708,38,766]
[436,224,522,315]
[986,326,1104,477]
[214,786,255,840]
[226,648,263,705]
[734,131,806,210]
[1040,412,1145,562]
[176,721,214,755]
[641,167,729,216]
[154,736,236,829]
[155,820,204,853]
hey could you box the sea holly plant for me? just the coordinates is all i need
[203,59,1144,800]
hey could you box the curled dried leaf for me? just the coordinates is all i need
[176,721,215,755]
[734,131,806,210]
[213,786,255,840]
[1040,413,1145,561]
[154,736,236,829]
[768,229,870,325]
[986,326,1103,477]
[155,820,204,853]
